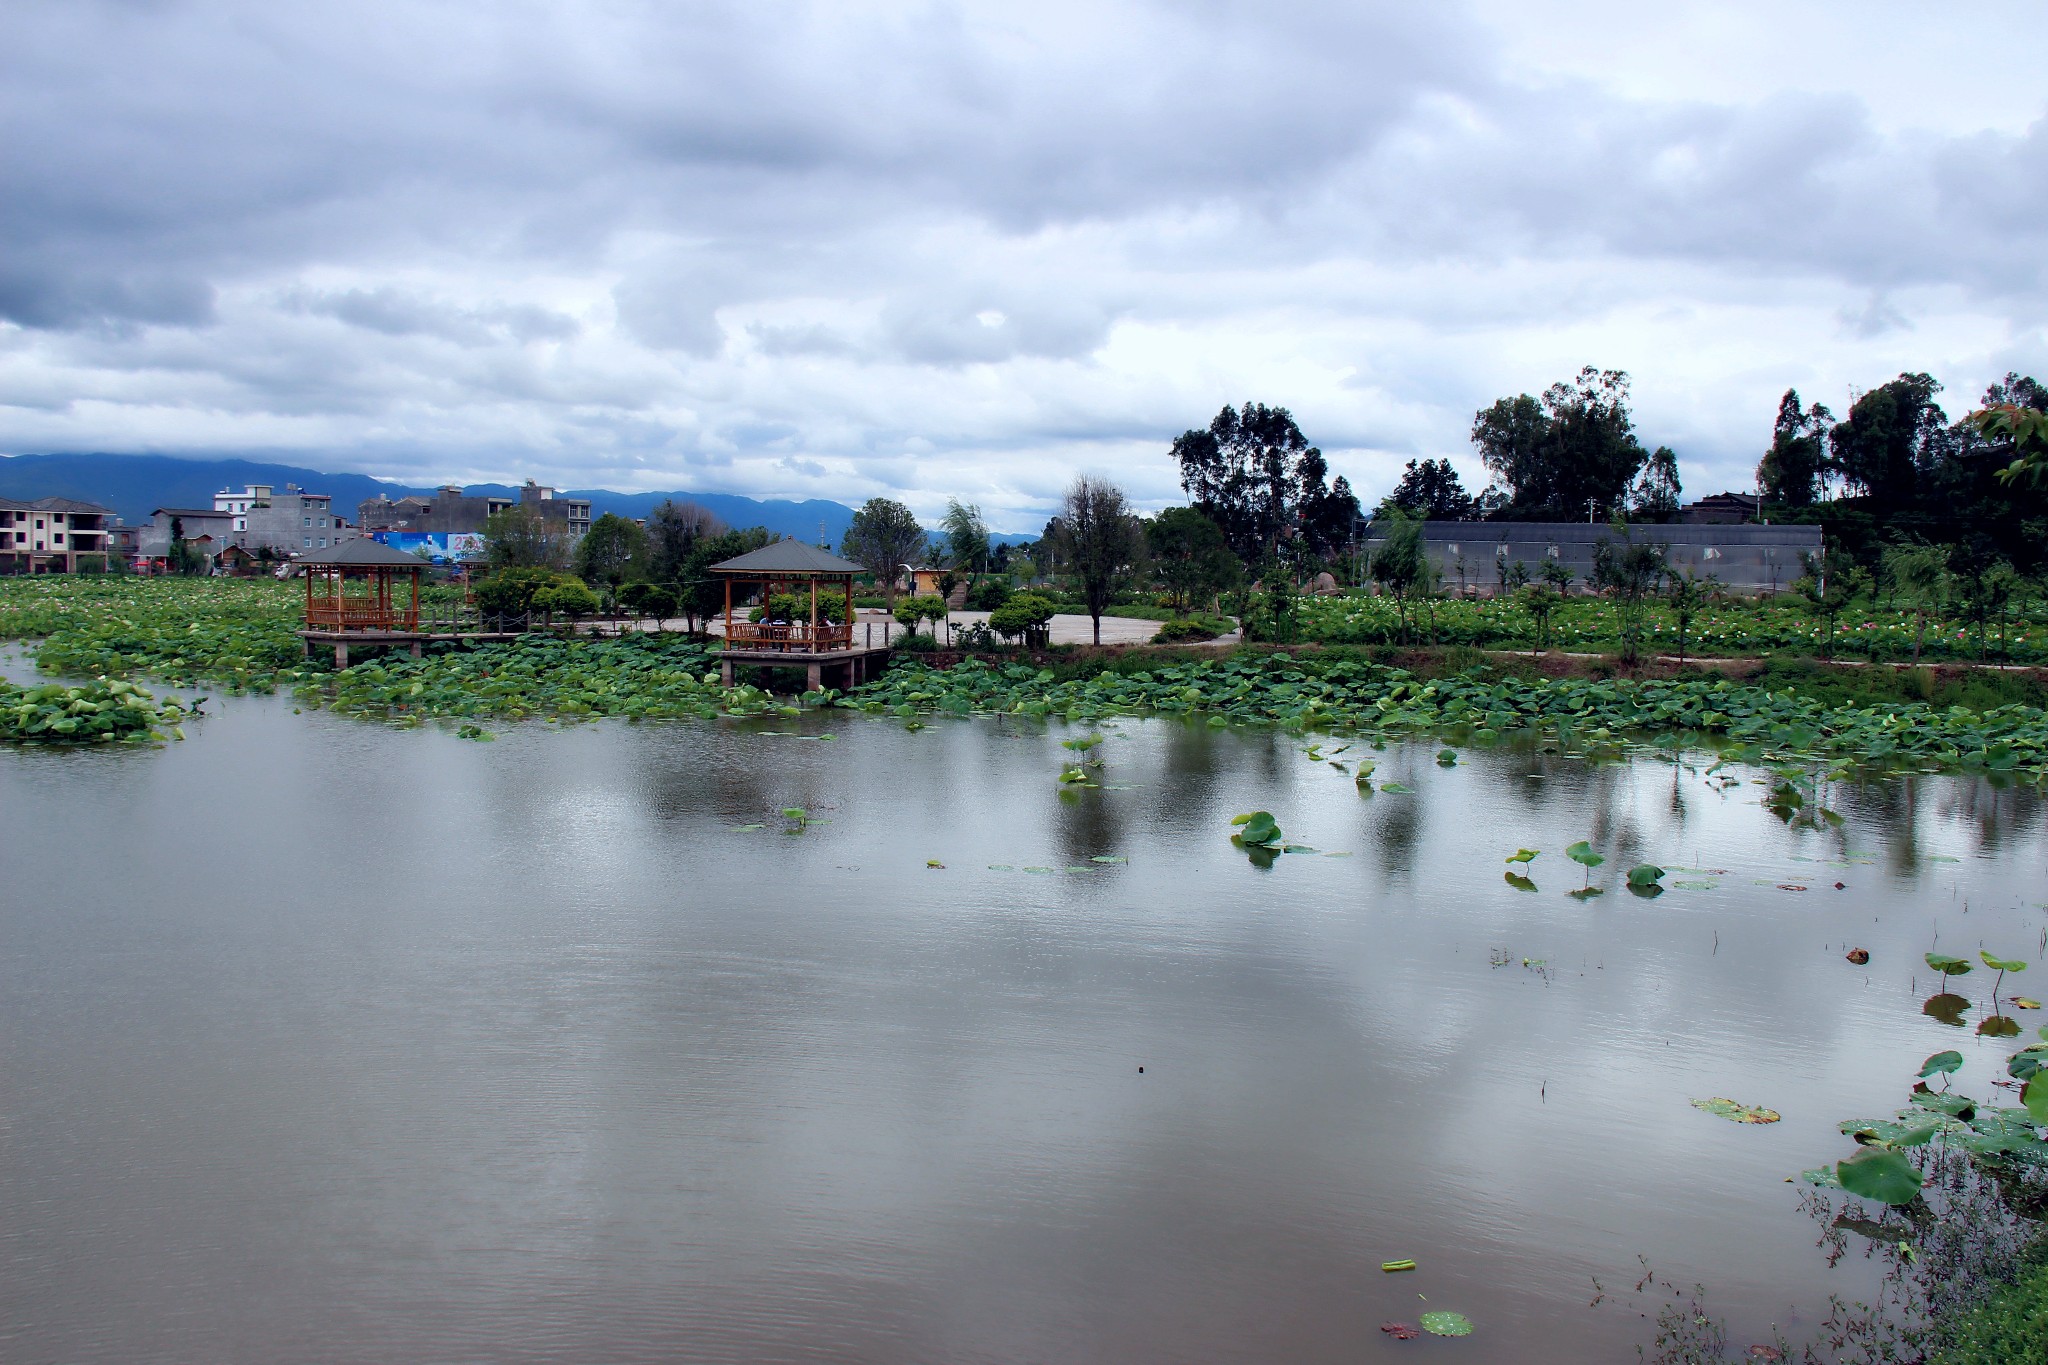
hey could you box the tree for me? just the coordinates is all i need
[1757,389,1833,508]
[940,499,990,575]
[1367,506,1427,642]
[1663,569,1715,665]
[1384,458,1475,520]
[1517,582,1557,654]
[840,498,925,612]
[1882,543,1950,663]
[678,527,775,631]
[1829,374,1947,505]
[1145,507,1240,612]
[1630,445,1683,521]
[482,505,570,571]
[1590,520,1667,664]
[574,513,648,611]
[166,515,206,576]
[988,591,1055,644]
[1051,474,1141,645]
[646,500,724,589]
[1793,553,1865,662]
[1171,402,1351,562]
[892,595,949,638]
[1472,367,1652,520]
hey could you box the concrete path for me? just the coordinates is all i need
[607,609,1239,647]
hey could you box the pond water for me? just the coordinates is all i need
[3,678,2046,1363]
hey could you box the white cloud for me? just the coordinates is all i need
[1,0,2044,529]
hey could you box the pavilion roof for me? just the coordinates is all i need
[710,541,863,575]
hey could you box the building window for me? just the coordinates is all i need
[303,537,312,548]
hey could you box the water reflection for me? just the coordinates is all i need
[3,698,2047,1364]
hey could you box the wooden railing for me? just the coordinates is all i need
[724,621,854,652]
[306,599,419,631]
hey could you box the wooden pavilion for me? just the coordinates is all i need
[302,538,426,631]
[710,541,889,690]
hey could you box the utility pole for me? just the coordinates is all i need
[1585,498,1599,524]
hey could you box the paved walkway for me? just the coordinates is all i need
[612,609,1239,647]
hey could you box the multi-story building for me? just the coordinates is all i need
[0,496,117,573]
[358,480,591,540]
[211,484,362,558]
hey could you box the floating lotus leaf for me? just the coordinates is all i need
[1229,811,1283,847]
[1379,781,1413,794]
[2014,997,2042,1010]
[1979,1015,2022,1038]
[1695,1097,1781,1125]
[1435,748,1458,766]
[1917,1051,1964,1079]
[1626,864,1665,887]
[1836,1148,1923,1206]
[1419,1312,1473,1337]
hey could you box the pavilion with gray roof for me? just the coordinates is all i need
[710,540,889,690]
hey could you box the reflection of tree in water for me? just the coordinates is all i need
[1834,775,1923,876]
[1054,780,1132,864]
[1933,777,2043,858]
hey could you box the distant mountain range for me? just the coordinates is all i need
[0,453,1026,546]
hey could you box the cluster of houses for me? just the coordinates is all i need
[0,479,593,576]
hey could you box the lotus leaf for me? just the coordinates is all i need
[1984,952,2030,973]
[1926,953,1973,977]
[1505,848,1539,864]
[1566,841,1604,869]
[1230,812,1283,847]
[1626,864,1665,887]
[1695,1097,1781,1125]
[1917,1051,1964,1079]
[1836,1148,1923,1206]
[1419,1312,1473,1337]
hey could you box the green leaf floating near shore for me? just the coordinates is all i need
[1419,1311,1473,1337]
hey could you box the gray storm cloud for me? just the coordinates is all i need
[1,0,2043,526]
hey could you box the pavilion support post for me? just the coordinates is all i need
[809,577,819,652]
[807,663,822,692]
[720,659,733,687]
[333,642,349,670]
[409,642,423,659]
[724,576,732,642]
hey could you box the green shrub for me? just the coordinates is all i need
[892,594,948,634]
[1935,1254,2048,1364]
[750,591,848,624]
[1154,616,1229,643]
[966,577,1013,612]
[988,591,1056,641]
[531,578,600,620]
[895,631,938,653]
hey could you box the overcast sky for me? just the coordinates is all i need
[3,2,2044,530]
